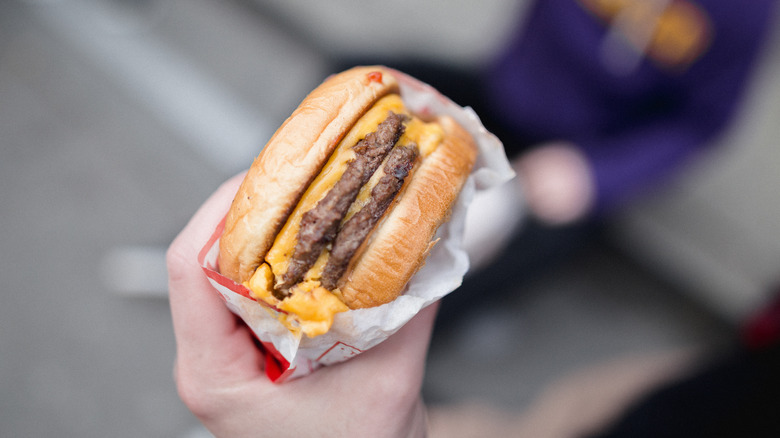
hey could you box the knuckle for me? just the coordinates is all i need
[166,242,191,284]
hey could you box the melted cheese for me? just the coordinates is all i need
[245,266,347,337]
[278,282,348,337]
[247,264,275,302]
[245,94,443,337]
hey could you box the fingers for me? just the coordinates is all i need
[346,302,440,384]
[168,173,263,378]
[169,170,442,392]
[390,302,439,373]
[306,303,439,436]
[384,302,440,363]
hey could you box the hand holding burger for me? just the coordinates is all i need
[218,66,478,337]
[168,173,436,437]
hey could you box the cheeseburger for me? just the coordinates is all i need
[218,66,477,337]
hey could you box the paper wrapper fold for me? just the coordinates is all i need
[198,68,515,383]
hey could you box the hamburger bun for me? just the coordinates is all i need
[219,66,477,336]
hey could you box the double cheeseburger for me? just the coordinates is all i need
[218,66,478,337]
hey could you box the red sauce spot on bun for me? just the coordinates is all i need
[331,132,345,148]
[367,71,383,83]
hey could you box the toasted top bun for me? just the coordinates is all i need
[218,66,477,333]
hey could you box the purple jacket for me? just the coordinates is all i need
[487,0,777,210]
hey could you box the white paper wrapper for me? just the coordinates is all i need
[198,68,515,382]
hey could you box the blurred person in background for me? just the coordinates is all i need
[334,0,778,327]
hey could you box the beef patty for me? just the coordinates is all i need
[321,143,418,290]
[275,112,411,297]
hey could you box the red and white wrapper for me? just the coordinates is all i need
[198,69,515,382]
